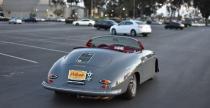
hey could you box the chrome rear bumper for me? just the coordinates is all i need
[42,81,122,96]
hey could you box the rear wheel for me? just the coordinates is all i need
[75,23,79,26]
[123,74,137,99]
[88,23,92,26]
[111,29,117,35]
[130,30,137,36]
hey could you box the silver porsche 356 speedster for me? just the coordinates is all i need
[42,36,159,100]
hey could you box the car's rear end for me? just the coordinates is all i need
[138,24,152,33]
[16,19,22,24]
[135,21,152,36]
[94,20,103,29]
[42,49,128,99]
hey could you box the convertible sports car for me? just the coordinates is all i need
[42,36,159,100]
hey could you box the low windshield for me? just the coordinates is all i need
[90,36,141,53]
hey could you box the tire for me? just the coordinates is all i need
[88,23,92,26]
[130,30,137,36]
[97,27,100,30]
[75,23,79,26]
[123,74,137,99]
[142,33,148,37]
[111,29,117,35]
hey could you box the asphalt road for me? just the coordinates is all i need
[0,22,210,108]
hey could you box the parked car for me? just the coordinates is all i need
[9,17,22,24]
[182,19,192,27]
[73,19,95,26]
[36,18,46,22]
[57,18,65,22]
[0,16,10,21]
[191,22,205,27]
[110,20,152,37]
[150,21,163,25]
[109,18,122,23]
[65,18,75,24]
[23,17,37,23]
[94,20,118,30]
[164,22,185,30]
[42,36,159,100]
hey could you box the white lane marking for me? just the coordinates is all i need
[0,41,68,54]
[0,52,38,64]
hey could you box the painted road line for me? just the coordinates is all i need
[0,52,38,64]
[0,41,68,54]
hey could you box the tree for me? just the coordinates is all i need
[194,0,210,26]
[67,0,80,4]
[29,9,37,18]
[106,0,119,17]
[53,9,64,16]
[84,0,105,17]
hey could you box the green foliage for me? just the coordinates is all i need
[53,9,63,16]
[30,11,37,18]
[194,0,210,26]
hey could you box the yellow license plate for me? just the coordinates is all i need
[68,70,87,81]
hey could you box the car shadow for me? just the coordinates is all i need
[49,78,158,107]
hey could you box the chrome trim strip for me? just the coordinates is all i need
[42,81,121,95]
[67,80,85,85]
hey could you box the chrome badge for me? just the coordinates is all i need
[86,72,93,81]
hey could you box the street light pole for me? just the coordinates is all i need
[91,0,93,18]
[133,0,136,19]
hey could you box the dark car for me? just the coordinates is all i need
[165,22,185,30]
[65,18,75,24]
[94,20,118,30]
[23,17,37,23]
[0,17,10,21]
[109,18,122,23]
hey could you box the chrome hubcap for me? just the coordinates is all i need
[130,75,137,96]
[131,31,135,36]
[112,30,115,34]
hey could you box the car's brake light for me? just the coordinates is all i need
[138,41,144,50]
[86,39,92,47]
[49,74,58,79]
[47,74,58,84]
[100,80,111,85]
[100,80,111,89]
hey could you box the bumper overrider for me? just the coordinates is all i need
[42,81,122,96]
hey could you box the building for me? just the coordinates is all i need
[64,2,85,18]
[2,0,49,18]
[0,0,3,16]
[1,0,85,18]
[48,0,85,19]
